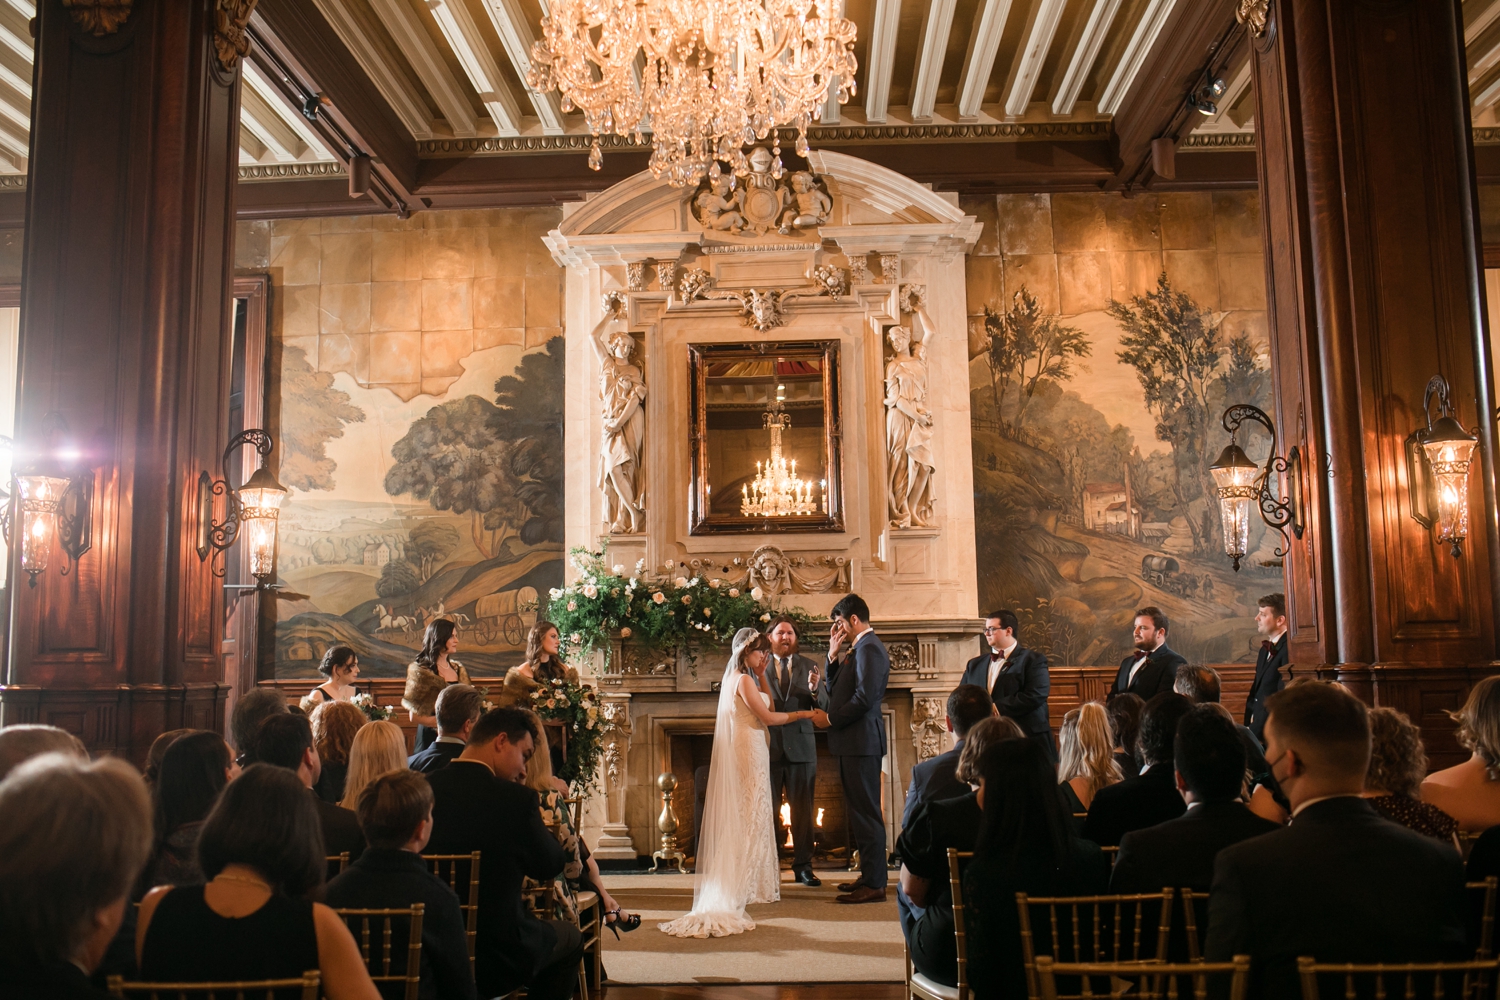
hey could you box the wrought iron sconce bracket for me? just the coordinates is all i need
[1215,404,1306,572]
[196,428,273,579]
[1404,374,1478,558]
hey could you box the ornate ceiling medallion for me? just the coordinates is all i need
[213,0,258,72]
[1236,0,1269,37]
[62,0,132,36]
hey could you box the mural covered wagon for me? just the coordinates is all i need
[469,587,539,647]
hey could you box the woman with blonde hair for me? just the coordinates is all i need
[1058,702,1122,821]
[1424,676,1500,832]
[310,700,366,804]
[338,721,408,812]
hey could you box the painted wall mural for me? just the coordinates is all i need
[963,191,1278,666]
[240,211,568,679]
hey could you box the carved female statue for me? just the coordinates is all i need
[591,293,646,533]
[884,286,937,528]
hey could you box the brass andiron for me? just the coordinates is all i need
[650,771,687,874]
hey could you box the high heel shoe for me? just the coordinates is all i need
[604,908,641,938]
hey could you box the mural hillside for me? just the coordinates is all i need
[970,272,1280,667]
[273,337,566,679]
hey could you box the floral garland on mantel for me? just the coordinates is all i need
[545,545,819,673]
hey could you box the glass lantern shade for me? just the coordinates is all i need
[1421,415,1477,556]
[235,465,287,581]
[1210,442,1259,570]
[15,473,70,583]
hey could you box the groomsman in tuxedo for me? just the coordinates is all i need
[766,615,824,887]
[960,609,1055,762]
[1110,606,1187,700]
[1244,593,1288,742]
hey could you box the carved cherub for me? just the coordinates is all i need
[696,173,746,233]
[778,171,832,233]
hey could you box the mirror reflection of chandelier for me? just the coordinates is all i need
[527,0,858,187]
[742,384,826,516]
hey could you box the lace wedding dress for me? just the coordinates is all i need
[659,629,780,938]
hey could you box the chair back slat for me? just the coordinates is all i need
[334,905,424,1000]
[106,971,320,1000]
[1296,955,1500,1000]
[1036,955,1251,1000]
[1469,878,1499,962]
[1016,890,1174,999]
[946,848,973,1000]
[422,851,481,971]
[1179,889,1210,962]
[325,852,349,880]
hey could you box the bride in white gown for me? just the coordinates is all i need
[659,627,819,938]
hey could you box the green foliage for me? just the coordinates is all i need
[526,676,605,788]
[278,344,366,492]
[984,287,1092,433]
[491,338,566,544]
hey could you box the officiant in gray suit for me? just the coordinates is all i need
[766,616,825,888]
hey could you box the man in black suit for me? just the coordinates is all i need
[960,609,1055,762]
[1243,593,1288,742]
[326,770,477,1000]
[1206,682,1468,1000]
[254,712,364,863]
[1109,606,1187,700]
[1111,705,1280,895]
[425,707,581,1000]
[1173,665,1273,779]
[1082,693,1193,847]
[766,616,825,887]
[812,593,890,904]
[902,684,994,828]
[408,683,484,774]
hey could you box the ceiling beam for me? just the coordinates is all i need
[955,0,1014,120]
[472,0,563,134]
[1096,0,1178,116]
[910,0,959,121]
[0,77,24,135]
[366,0,480,138]
[1472,35,1500,85]
[0,45,28,99]
[243,62,334,161]
[1051,0,1122,115]
[240,86,308,162]
[0,2,28,65]
[239,125,269,164]
[1474,71,1500,111]
[0,112,27,160]
[821,0,847,124]
[305,0,434,141]
[863,0,902,123]
[1004,0,1068,117]
[1206,54,1252,129]
[1469,0,1500,46]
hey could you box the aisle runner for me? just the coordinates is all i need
[598,873,905,984]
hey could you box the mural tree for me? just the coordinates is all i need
[984,288,1090,435]
[277,344,366,491]
[407,521,461,582]
[490,337,566,544]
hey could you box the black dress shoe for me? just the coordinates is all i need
[795,869,822,887]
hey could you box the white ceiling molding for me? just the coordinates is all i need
[242,62,335,162]
[1472,37,1500,84]
[0,2,30,64]
[366,0,481,138]
[1,0,33,16]
[0,112,28,160]
[0,46,29,99]
[1207,56,1253,130]
[239,125,269,164]
[1097,0,1178,116]
[475,0,564,134]
[955,0,1014,120]
[862,0,902,123]
[0,78,29,135]
[910,0,959,121]
[821,0,847,124]
[1004,0,1068,117]
[1051,0,1122,115]
[240,86,308,162]
[310,0,435,141]
[1469,0,1500,46]
[1474,70,1500,110]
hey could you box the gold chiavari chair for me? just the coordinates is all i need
[564,796,603,997]
[325,852,350,879]
[1035,955,1251,1000]
[1296,956,1500,1000]
[423,852,481,975]
[1179,889,1211,962]
[106,971,320,999]
[1016,889,1174,1000]
[1100,846,1118,870]
[906,849,972,1000]
[333,905,424,1000]
[1461,831,1486,863]
[1472,877,1499,960]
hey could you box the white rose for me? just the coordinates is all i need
[760,613,771,622]
[570,633,582,643]
[689,577,700,587]
[728,588,740,598]
[613,564,626,575]
[549,588,563,599]
[652,592,666,604]
[710,579,721,589]
[567,600,577,611]
[674,576,689,588]
[582,585,598,598]
[636,558,647,571]
[751,587,764,601]
[664,559,676,569]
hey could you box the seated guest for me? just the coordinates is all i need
[898,713,1024,987]
[963,741,1109,999]
[143,731,240,889]
[1206,682,1467,999]
[1082,693,1194,847]
[408,684,484,774]
[0,754,152,1000]
[424,707,581,1000]
[1106,693,1144,780]
[1173,663,1286,820]
[311,701,366,804]
[229,687,288,765]
[953,716,1025,788]
[903,683,995,826]
[1364,706,1459,848]
[326,771,477,1000]
[1424,675,1500,832]
[1111,706,1280,894]
[0,723,86,781]
[1057,702,1121,821]
[142,729,193,790]
[303,645,362,711]
[136,764,380,1000]
[255,712,364,863]
[339,720,407,812]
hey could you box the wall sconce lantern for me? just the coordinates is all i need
[1209,404,1305,572]
[0,413,96,587]
[1406,374,1478,558]
[197,429,287,587]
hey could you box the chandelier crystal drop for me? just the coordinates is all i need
[527,0,858,187]
[741,385,825,517]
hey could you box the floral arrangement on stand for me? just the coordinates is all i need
[544,545,820,675]
[528,677,605,788]
[351,692,395,723]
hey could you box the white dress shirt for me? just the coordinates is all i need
[986,639,1018,693]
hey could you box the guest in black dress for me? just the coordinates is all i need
[963,740,1109,1000]
[1106,693,1144,780]
[310,701,365,804]
[136,764,380,1000]
[0,754,153,1000]
[1364,706,1459,849]
[142,731,239,889]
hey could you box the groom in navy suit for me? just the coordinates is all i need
[813,593,890,904]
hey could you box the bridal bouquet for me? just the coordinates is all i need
[350,692,394,723]
[529,677,605,788]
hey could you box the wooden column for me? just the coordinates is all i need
[1251,0,1500,765]
[0,0,250,760]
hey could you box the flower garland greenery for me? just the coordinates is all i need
[544,545,820,670]
[528,677,605,788]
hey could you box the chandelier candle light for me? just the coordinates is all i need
[527,0,858,187]
[741,384,825,517]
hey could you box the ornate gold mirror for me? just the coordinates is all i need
[688,341,844,534]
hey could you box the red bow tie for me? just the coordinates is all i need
[991,652,1005,663]
[1261,640,1277,653]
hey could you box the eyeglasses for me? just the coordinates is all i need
[982,626,1007,634]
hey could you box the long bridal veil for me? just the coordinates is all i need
[659,627,762,938]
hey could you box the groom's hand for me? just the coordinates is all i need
[811,708,830,729]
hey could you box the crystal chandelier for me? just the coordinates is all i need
[741,386,825,517]
[527,0,858,187]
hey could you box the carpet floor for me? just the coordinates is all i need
[597,873,905,984]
